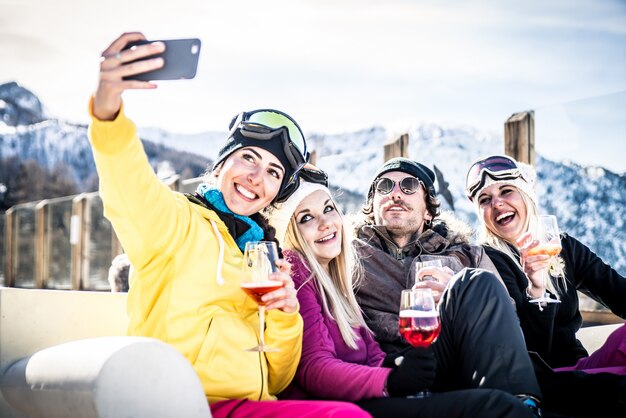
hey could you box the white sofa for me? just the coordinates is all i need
[0,287,211,418]
[0,286,621,418]
[575,321,622,354]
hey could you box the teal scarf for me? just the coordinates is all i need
[196,183,264,251]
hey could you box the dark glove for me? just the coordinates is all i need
[385,347,436,397]
[382,346,413,368]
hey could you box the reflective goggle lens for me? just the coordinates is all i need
[244,110,307,156]
[375,177,422,195]
[299,163,328,187]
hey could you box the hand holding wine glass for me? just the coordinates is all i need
[397,288,441,398]
[521,215,562,311]
[413,259,454,304]
[241,241,286,352]
[414,259,443,283]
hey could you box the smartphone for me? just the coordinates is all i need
[122,38,201,81]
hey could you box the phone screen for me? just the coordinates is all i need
[122,38,201,81]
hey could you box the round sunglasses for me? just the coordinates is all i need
[375,177,423,195]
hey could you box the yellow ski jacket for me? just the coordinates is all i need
[88,99,303,403]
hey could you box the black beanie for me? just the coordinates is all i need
[213,128,296,202]
[369,157,436,197]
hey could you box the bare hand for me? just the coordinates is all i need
[262,258,298,314]
[93,32,166,121]
[413,266,454,303]
[516,232,550,297]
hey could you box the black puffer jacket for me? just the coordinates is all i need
[485,233,626,368]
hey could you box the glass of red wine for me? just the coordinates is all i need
[398,288,441,398]
[241,241,284,352]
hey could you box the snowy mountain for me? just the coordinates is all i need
[2,81,625,276]
[0,82,211,191]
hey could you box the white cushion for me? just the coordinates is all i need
[1,336,211,418]
[576,323,623,354]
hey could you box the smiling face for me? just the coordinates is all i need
[293,189,342,270]
[215,146,284,216]
[477,183,528,243]
[372,171,432,246]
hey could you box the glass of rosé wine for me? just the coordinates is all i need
[527,215,562,309]
[398,288,441,398]
[241,241,283,352]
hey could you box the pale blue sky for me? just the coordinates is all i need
[1,0,625,173]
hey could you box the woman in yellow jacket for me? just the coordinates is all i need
[90,32,369,418]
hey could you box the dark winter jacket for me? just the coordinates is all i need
[485,233,626,368]
[354,216,503,353]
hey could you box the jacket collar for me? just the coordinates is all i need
[357,221,466,260]
[186,193,252,241]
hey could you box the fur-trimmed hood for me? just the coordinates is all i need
[430,210,474,247]
[354,210,481,267]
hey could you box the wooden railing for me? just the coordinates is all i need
[1,176,197,291]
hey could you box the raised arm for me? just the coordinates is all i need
[88,33,190,269]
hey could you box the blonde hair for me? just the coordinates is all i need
[284,198,369,349]
[476,187,567,297]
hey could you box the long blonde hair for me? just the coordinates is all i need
[477,187,567,297]
[284,198,369,349]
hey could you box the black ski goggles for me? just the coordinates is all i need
[465,155,527,201]
[375,177,424,195]
[229,109,309,173]
[299,164,328,187]
[281,163,329,198]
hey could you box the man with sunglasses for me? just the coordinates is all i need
[353,157,544,417]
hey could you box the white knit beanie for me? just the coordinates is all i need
[269,181,330,246]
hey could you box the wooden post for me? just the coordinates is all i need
[35,200,48,289]
[111,230,123,258]
[0,215,4,287]
[71,194,87,290]
[5,208,15,287]
[383,133,409,162]
[504,111,535,166]
[164,174,181,191]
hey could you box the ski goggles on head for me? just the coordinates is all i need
[230,109,309,172]
[298,163,328,187]
[281,163,329,198]
[465,155,526,201]
[375,176,424,195]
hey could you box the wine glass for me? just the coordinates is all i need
[241,241,284,352]
[398,288,441,398]
[527,215,562,310]
[414,259,443,283]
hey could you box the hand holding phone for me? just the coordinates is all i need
[122,38,201,81]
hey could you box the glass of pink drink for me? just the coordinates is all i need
[399,288,441,397]
[241,241,283,352]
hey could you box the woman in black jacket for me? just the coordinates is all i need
[464,154,626,417]
[464,154,625,371]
